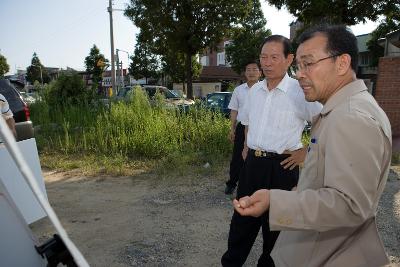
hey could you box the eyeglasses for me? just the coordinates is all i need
[293,54,342,73]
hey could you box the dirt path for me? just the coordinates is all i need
[31,167,400,267]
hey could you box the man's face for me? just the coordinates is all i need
[259,41,292,81]
[295,35,338,103]
[244,63,261,83]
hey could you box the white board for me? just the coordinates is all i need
[0,138,47,224]
[0,179,46,266]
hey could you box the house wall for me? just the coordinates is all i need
[374,57,400,137]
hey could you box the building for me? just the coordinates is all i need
[178,40,244,97]
[374,29,400,140]
[356,34,378,93]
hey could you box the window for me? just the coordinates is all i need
[359,52,370,66]
[200,56,209,66]
[217,52,225,66]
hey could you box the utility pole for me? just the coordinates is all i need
[107,0,116,96]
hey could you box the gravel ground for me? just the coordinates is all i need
[377,167,400,266]
[31,166,400,266]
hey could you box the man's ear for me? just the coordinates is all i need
[286,54,294,66]
[336,54,352,75]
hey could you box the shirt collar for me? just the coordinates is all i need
[262,73,290,93]
[320,79,368,116]
[245,82,253,90]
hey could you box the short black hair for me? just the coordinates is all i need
[298,24,358,72]
[260,35,292,58]
[244,59,261,70]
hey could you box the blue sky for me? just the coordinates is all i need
[1,0,379,74]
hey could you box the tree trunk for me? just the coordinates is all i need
[185,52,193,99]
[182,69,186,95]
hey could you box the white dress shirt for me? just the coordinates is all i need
[228,83,252,123]
[241,73,322,154]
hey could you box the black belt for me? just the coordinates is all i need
[248,149,289,159]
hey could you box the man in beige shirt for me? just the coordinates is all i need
[234,25,392,267]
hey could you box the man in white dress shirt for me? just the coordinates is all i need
[225,60,262,195]
[221,35,322,266]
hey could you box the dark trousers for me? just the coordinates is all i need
[226,123,245,188]
[222,152,299,267]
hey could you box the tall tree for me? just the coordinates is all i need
[26,52,50,84]
[84,45,108,88]
[129,33,160,84]
[125,1,251,99]
[0,54,10,77]
[226,0,271,74]
[161,51,202,91]
[266,0,399,26]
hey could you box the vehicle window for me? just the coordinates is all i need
[224,94,232,108]
[160,88,177,99]
[145,87,157,98]
[207,94,225,108]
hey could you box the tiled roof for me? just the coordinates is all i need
[198,66,244,81]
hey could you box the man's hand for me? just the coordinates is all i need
[229,129,235,143]
[233,189,270,217]
[242,145,248,160]
[280,147,307,170]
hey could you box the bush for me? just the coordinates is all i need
[44,73,96,107]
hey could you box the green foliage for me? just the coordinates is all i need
[267,0,399,26]
[0,54,10,77]
[84,44,108,88]
[125,0,252,99]
[30,90,231,169]
[26,52,50,84]
[161,51,202,84]
[226,0,271,74]
[226,82,236,92]
[129,33,160,82]
[44,73,94,107]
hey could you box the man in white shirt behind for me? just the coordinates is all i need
[225,60,262,195]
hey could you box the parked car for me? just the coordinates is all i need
[205,92,232,118]
[19,92,39,105]
[0,79,34,141]
[117,85,195,111]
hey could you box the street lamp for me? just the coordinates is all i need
[116,49,130,88]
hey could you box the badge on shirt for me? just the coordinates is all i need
[307,137,317,152]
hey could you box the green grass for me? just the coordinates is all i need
[30,89,231,176]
